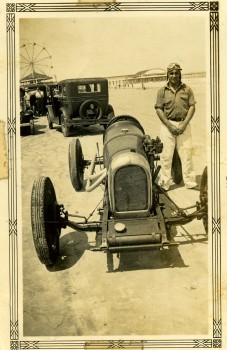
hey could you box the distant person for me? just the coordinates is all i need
[35,87,44,116]
[154,62,198,191]
[30,93,36,114]
[53,88,59,96]
[24,87,30,109]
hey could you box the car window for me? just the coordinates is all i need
[78,83,101,93]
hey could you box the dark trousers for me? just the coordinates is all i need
[36,98,43,116]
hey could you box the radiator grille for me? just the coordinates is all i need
[114,165,148,212]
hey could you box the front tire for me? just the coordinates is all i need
[31,176,60,265]
[200,166,208,234]
[68,138,84,191]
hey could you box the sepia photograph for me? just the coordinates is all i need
[1,1,227,349]
[20,14,208,336]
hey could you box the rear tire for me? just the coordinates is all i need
[61,114,70,137]
[30,119,35,135]
[103,105,115,130]
[31,176,60,265]
[47,113,53,129]
[171,147,183,184]
[68,138,84,191]
[107,104,115,119]
[200,166,208,234]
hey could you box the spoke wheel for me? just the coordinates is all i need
[31,176,60,265]
[171,147,183,184]
[68,138,84,191]
[200,166,208,234]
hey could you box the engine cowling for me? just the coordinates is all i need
[103,116,152,218]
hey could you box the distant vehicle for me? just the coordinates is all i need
[20,87,35,136]
[20,83,57,116]
[46,78,115,137]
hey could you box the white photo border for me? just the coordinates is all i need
[6,1,220,349]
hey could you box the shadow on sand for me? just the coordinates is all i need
[55,124,104,137]
[115,246,187,272]
[47,230,89,272]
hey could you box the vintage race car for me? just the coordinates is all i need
[46,78,115,137]
[31,116,208,271]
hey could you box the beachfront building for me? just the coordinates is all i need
[107,68,206,89]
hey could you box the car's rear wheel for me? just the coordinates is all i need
[31,176,60,265]
[200,166,208,234]
[30,119,35,135]
[79,99,103,120]
[61,114,70,137]
[107,104,115,119]
[68,138,84,191]
[171,147,183,184]
[103,105,115,130]
[47,112,53,129]
[21,126,30,136]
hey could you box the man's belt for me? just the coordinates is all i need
[169,117,185,121]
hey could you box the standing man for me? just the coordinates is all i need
[155,63,198,190]
[24,87,31,109]
[35,87,44,116]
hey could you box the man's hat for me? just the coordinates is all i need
[167,63,182,71]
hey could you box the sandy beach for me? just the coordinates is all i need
[21,78,208,336]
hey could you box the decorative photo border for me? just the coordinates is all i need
[6,1,220,349]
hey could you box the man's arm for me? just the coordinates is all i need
[156,108,178,136]
[177,105,195,134]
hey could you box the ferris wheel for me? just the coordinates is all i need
[20,42,53,82]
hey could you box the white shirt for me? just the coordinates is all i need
[35,90,44,98]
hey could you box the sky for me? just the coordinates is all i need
[19,15,207,81]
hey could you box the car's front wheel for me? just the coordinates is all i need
[200,166,208,234]
[68,138,84,191]
[31,176,60,265]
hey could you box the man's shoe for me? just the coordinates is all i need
[187,185,200,191]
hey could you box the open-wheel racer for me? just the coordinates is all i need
[31,115,208,271]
